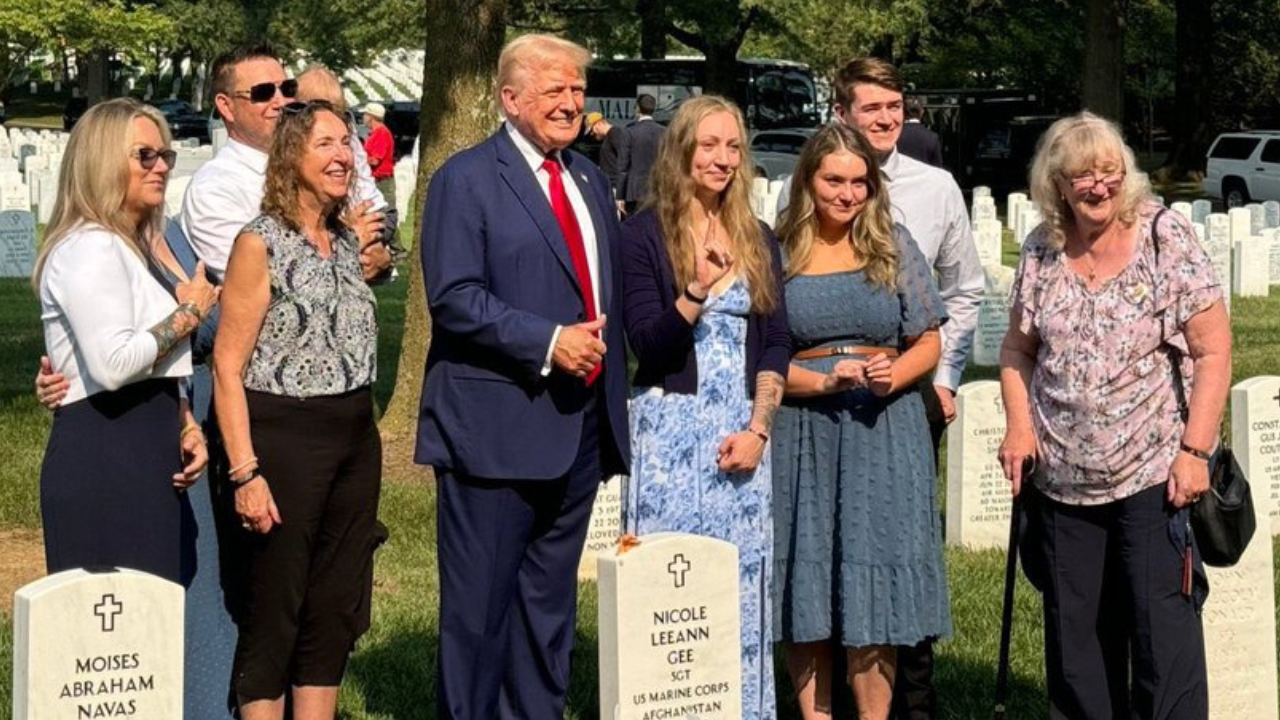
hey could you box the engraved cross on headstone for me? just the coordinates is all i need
[93,593,123,632]
[667,554,691,588]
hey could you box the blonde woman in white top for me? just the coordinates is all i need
[33,98,219,583]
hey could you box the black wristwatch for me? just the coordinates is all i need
[683,286,708,304]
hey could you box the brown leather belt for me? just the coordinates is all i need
[792,345,900,361]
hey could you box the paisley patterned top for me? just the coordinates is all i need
[241,214,377,398]
[1011,202,1222,505]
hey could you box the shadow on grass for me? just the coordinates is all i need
[346,624,438,720]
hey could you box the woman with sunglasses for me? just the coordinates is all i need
[214,100,381,720]
[33,98,219,583]
[998,111,1230,720]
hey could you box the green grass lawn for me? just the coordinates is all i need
[1,256,1278,719]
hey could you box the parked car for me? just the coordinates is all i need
[749,127,816,180]
[1202,130,1280,208]
[151,100,211,144]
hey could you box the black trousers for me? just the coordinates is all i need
[1027,483,1208,720]
[233,388,383,701]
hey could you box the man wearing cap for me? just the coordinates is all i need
[363,102,397,211]
[584,111,625,210]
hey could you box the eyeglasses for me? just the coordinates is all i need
[131,147,177,170]
[232,78,298,104]
[1067,170,1125,193]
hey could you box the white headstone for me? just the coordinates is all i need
[1171,201,1193,222]
[598,533,742,720]
[972,185,991,199]
[1233,238,1269,297]
[945,381,1011,549]
[2,183,30,211]
[1006,193,1028,231]
[972,196,997,225]
[1232,376,1280,533]
[1264,228,1280,286]
[1202,378,1280,720]
[1204,214,1232,311]
[973,219,1003,267]
[13,568,184,720]
[1265,201,1280,228]
[577,477,623,581]
[1229,208,1252,243]
[1249,203,1267,234]
[1192,200,1212,225]
[0,209,36,277]
[972,265,1014,367]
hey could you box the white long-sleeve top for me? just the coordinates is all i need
[40,224,192,405]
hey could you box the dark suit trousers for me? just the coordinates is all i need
[436,396,604,720]
[888,382,946,720]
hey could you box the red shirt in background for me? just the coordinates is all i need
[364,124,395,180]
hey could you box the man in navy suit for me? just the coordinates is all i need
[617,92,665,214]
[416,33,630,720]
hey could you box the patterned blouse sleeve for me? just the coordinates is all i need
[894,224,948,339]
[1010,224,1050,337]
[1152,209,1223,340]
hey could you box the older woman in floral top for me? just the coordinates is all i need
[997,112,1230,720]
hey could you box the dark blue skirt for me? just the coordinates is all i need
[40,378,194,584]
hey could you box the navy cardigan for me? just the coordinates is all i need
[621,209,791,396]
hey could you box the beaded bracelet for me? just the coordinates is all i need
[228,456,259,476]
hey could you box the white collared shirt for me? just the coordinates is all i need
[776,147,983,390]
[504,122,603,374]
[39,224,192,404]
[179,139,268,278]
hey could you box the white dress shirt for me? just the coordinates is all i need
[504,122,603,375]
[40,224,192,405]
[179,139,267,278]
[776,148,983,390]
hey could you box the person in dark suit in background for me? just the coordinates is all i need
[585,110,626,213]
[898,97,944,168]
[415,33,631,720]
[617,92,665,214]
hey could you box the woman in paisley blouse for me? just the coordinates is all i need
[213,101,381,720]
[998,111,1230,720]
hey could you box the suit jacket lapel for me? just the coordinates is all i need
[494,131,581,292]
[564,152,612,310]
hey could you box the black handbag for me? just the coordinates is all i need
[1152,209,1256,568]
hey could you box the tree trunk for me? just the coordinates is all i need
[1164,0,1214,178]
[1082,0,1125,122]
[378,0,507,468]
[639,0,668,59]
[704,44,738,98]
[80,50,112,105]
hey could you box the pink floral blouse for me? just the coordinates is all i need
[1011,202,1223,505]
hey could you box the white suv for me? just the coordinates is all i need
[1203,130,1280,208]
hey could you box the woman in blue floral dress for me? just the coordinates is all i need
[772,124,951,720]
[621,95,790,720]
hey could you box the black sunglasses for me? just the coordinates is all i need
[233,78,299,104]
[131,147,177,170]
[281,99,337,115]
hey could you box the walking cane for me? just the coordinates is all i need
[993,463,1027,720]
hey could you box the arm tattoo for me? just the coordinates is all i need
[751,371,785,433]
[148,308,199,362]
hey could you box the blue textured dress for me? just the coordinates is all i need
[627,278,776,720]
[772,231,953,648]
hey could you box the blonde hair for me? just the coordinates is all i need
[1028,111,1153,249]
[651,95,776,314]
[33,98,171,289]
[261,102,353,232]
[776,124,899,287]
[296,65,348,112]
[496,34,592,110]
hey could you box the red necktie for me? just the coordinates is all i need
[541,157,601,385]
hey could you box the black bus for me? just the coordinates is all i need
[585,58,821,131]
